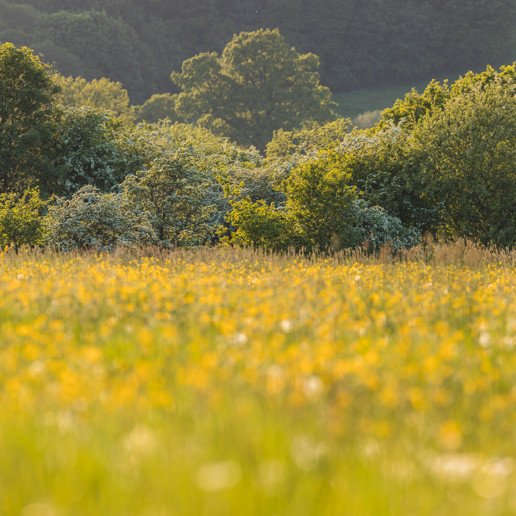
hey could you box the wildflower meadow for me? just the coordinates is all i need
[1,244,515,515]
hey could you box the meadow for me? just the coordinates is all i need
[1,244,515,515]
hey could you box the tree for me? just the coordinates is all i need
[51,107,127,197]
[34,10,149,101]
[414,79,516,246]
[224,153,359,252]
[52,74,134,121]
[172,29,337,149]
[133,93,180,124]
[283,154,358,250]
[0,42,59,193]
[121,149,216,247]
[224,151,421,253]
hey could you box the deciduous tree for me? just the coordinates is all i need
[0,42,59,193]
[172,29,336,149]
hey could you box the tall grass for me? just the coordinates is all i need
[0,243,515,514]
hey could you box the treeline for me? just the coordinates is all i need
[1,0,514,102]
[1,42,515,253]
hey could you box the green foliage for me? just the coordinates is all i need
[44,185,156,251]
[340,64,516,243]
[224,198,292,252]
[282,155,359,250]
[34,10,149,101]
[172,29,336,149]
[377,64,516,132]
[0,42,59,193]
[225,154,361,252]
[51,107,128,197]
[133,93,180,124]
[335,128,439,232]
[349,200,420,252]
[266,119,352,161]
[377,80,451,131]
[121,149,217,247]
[52,74,134,121]
[116,120,269,238]
[413,79,516,246]
[224,154,420,253]
[0,188,48,251]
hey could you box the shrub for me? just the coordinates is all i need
[349,200,420,252]
[44,185,156,251]
[0,188,47,252]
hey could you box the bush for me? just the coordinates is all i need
[44,185,156,252]
[349,200,420,252]
[0,188,47,252]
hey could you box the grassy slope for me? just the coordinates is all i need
[332,75,456,120]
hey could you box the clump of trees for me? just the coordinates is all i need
[223,65,516,251]
[0,41,514,254]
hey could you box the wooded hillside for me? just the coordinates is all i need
[1,0,514,102]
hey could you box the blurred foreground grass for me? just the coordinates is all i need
[1,245,515,515]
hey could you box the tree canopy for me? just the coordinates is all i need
[172,29,336,149]
[52,74,134,121]
[0,42,59,193]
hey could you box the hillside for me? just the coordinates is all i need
[0,0,514,103]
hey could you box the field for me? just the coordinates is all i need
[332,59,514,121]
[1,245,515,515]
[333,80,434,120]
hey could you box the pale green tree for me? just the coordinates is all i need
[52,74,134,121]
[133,93,179,123]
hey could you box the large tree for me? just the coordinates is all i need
[0,42,59,193]
[172,29,337,149]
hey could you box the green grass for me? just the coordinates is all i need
[332,77,452,120]
[332,56,516,120]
